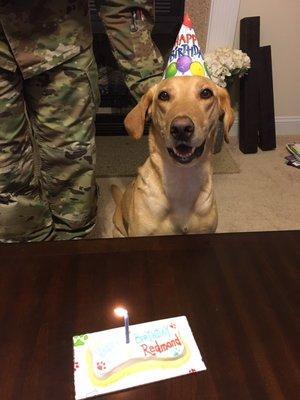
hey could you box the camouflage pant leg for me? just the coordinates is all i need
[24,46,100,241]
[100,0,164,100]
[0,68,54,242]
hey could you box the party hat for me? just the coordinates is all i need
[163,13,210,79]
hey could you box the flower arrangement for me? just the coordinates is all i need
[204,47,251,88]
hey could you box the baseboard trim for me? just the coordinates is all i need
[230,116,300,136]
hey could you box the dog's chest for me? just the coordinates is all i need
[157,169,215,234]
[163,166,207,212]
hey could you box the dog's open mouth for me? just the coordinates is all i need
[167,141,206,164]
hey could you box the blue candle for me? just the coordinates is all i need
[114,307,130,344]
[124,310,130,344]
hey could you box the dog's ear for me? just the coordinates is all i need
[124,85,157,140]
[217,86,235,143]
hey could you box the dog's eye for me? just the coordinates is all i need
[200,88,213,99]
[158,91,170,101]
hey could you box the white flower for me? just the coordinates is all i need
[204,47,251,87]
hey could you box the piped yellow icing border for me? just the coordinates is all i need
[85,342,191,388]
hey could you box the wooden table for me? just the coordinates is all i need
[0,231,299,399]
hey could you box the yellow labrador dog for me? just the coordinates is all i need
[112,76,234,237]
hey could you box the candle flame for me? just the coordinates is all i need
[114,307,128,318]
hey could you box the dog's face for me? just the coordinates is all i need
[125,76,234,166]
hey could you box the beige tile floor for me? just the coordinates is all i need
[91,135,300,238]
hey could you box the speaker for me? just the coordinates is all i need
[258,46,276,150]
[239,17,260,154]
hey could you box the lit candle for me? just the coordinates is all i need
[114,307,130,344]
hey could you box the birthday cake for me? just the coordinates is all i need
[87,322,187,383]
[73,316,206,399]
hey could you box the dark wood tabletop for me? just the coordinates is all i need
[0,230,299,400]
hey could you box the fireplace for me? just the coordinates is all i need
[89,0,185,135]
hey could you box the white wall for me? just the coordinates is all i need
[234,0,300,133]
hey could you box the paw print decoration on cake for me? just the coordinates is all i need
[96,361,106,371]
[73,334,89,347]
[189,368,197,374]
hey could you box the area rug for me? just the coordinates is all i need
[95,136,240,177]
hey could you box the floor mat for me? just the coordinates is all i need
[95,136,240,177]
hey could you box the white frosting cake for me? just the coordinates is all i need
[88,323,186,380]
[73,316,206,399]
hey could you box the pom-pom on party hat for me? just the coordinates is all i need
[163,13,210,79]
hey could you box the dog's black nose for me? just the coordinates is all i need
[170,117,195,141]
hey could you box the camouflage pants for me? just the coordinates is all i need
[100,0,164,99]
[0,46,99,242]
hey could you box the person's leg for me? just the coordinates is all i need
[0,67,54,242]
[100,0,164,100]
[24,46,99,240]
